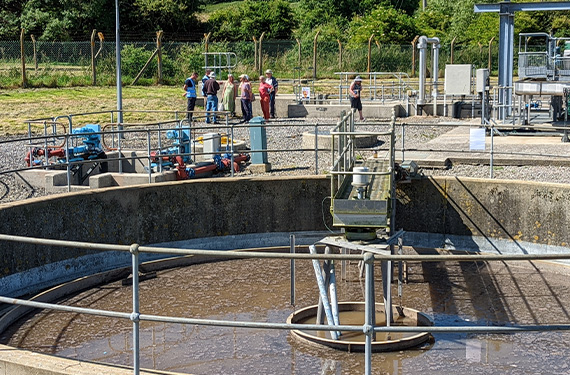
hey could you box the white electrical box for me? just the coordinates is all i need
[444,64,472,95]
[476,68,490,93]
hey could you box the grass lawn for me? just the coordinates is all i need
[0,86,192,135]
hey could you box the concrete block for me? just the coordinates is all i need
[249,163,272,173]
[46,171,69,186]
[89,173,117,189]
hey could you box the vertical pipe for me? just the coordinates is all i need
[328,254,340,327]
[130,244,141,375]
[382,258,393,327]
[490,122,494,178]
[290,234,295,306]
[417,36,427,107]
[488,37,495,73]
[432,40,440,116]
[253,37,258,71]
[364,252,375,375]
[398,237,403,299]
[341,247,346,281]
[309,245,339,339]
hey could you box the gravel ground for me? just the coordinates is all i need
[1,116,569,204]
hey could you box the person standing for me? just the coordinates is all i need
[349,75,365,121]
[265,69,278,118]
[201,68,212,97]
[203,72,220,124]
[258,75,273,120]
[238,74,253,122]
[183,72,198,121]
[221,74,237,117]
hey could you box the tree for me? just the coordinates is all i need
[348,5,418,46]
[207,0,297,41]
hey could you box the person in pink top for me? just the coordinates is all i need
[258,76,273,120]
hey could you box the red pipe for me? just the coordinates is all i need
[25,148,66,166]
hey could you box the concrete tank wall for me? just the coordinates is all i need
[0,175,569,298]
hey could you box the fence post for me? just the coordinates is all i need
[296,38,301,67]
[488,36,495,72]
[313,31,319,81]
[337,39,342,70]
[259,32,265,76]
[253,37,258,71]
[20,28,27,88]
[450,36,457,64]
[367,34,374,73]
[31,34,38,71]
[204,32,211,69]
[411,35,419,78]
[91,29,97,85]
[156,30,163,84]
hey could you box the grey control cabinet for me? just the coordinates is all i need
[249,116,268,164]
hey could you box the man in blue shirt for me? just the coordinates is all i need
[183,72,198,121]
[201,69,212,97]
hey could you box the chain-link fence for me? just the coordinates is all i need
[0,38,500,88]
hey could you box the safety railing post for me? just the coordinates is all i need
[314,123,319,175]
[364,252,375,375]
[147,130,152,183]
[130,243,141,375]
[290,234,295,306]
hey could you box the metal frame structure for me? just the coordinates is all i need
[474,1,570,120]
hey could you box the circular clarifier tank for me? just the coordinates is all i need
[5,251,570,374]
[288,302,433,352]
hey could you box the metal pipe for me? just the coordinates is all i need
[130,244,140,375]
[309,245,340,339]
[3,294,570,334]
[364,252,375,375]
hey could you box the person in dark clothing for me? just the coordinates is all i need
[203,72,220,123]
[183,72,198,121]
[349,75,365,121]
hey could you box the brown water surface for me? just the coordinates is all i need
[3,254,570,375]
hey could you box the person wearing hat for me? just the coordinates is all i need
[349,75,365,121]
[238,74,253,122]
[265,69,278,118]
[203,72,220,123]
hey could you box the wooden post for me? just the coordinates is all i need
[31,34,38,71]
[204,32,211,70]
[156,30,163,84]
[253,37,258,71]
[450,36,457,64]
[91,29,97,85]
[259,32,265,76]
[488,36,495,72]
[313,31,320,80]
[296,38,301,66]
[20,28,26,88]
[337,39,342,70]
[411,35,419,78]
[367,34,374,73]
